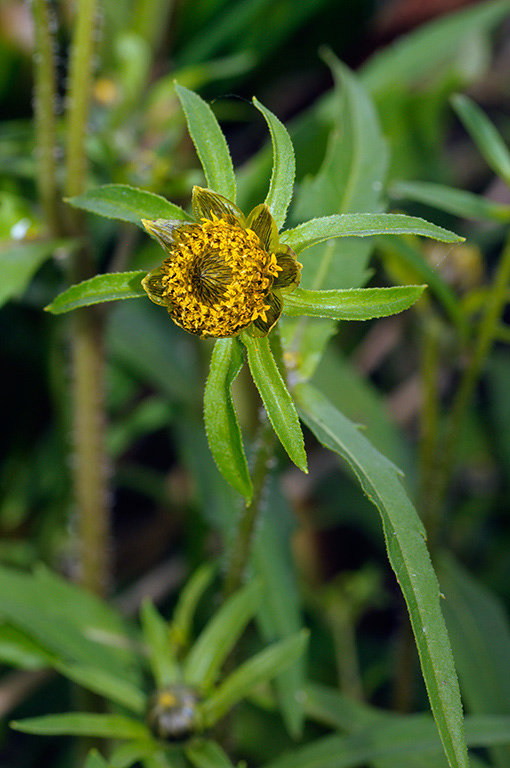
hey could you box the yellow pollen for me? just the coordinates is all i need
[158,691,178,708]
[156,217,280,337]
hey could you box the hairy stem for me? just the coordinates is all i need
[32,0,61,236]
[65,0,111,597]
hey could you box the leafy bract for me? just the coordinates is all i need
[140,599,179,688]
[253,97,295,230]
[295,384,469,768]
[241,334,307,473]
[283,285,426,321]
[11,713,149,739]
[45,271,147,313]
[204,338,252,499]
[281,213,463,255]
[175,83,236,202]
[67,184,192,227]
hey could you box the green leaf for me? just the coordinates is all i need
[140,599,179,688]
[438,553,510,768]
[186,740,236,768]
[294,383,469,768]
[199,630,309,727]
[175,83,236,202]
[204,338,253,499]
[67,185,192,228]
[183,581,263,690]
[85,749,113,768]
[170,564,216,652]
[45,271,147,314]
[390,180,510,223]
[109,741,162,768]
[11,713,149,739]
[303,681,385,732]
[241,334,307,472]
[452,94,510,186]
[0,625,55,669]
[361,0,510,95]
[281,213,463,255]
[54,661,147,714]
[0,239,75,308]
[252,97,295,230]
[283,285,426,321]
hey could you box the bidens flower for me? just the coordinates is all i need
[142,186,301,338]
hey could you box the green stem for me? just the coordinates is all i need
[426,235,510,544]
[32,0,61,236]
[65,0,111,597]
[223,410,276,597]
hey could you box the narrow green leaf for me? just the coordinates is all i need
[67,184,192,228]
[281,213,463,255]
[200,630,309,727]
[11,713,149,739]
[186,740,236,768]
[390,180,510,223]
[452,94,510,186]
[54,661,147,714]
[175,83,236,201]
[283,285,426,321]
[303,681,387,732]
[45,271,147,314]
[170,564,216,652]
[295,383,469,768]
[109,741,162,768]
[241,334,307,473]
[252,97,295,230]
[204,338,252,499]
[0,239,75,308]
[0,625,55,669]
[140,599,179,688]
[183,581,263,690]
[86,749,113,768]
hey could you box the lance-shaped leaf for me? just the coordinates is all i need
[11,713,149,739]
[253,97,295,230]
[67,184,192,228]
[186,740,237,768]
[171,564,216,652]
[85,750,112,768]
[183,581,263,690]
[109,740,162,768]
[280,213,463,255]
[140,599,179,688]
[54,661,147,714]
[204,338,252,499]
[283,285,426,321]
[241,334,307,473]
[45,271,147,314]
[0,239,76,309]
[199,629,309,727]
[175,83,236,202]
[390,180,510,223]
[294,383,469,768]
[452,94,510,187]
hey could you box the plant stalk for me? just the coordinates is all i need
[65,0,111,597]
[32,0,61,236]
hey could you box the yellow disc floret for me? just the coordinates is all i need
[151,215,281,338]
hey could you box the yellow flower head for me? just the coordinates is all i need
[142,186,301,338]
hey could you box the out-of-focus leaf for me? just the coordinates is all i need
[452,93,510,186]
[45,271,146,314]
[0,239,74,308]
[140,600,179,688]
[200,630,309,727]
[183,581,263,690]
[54,661,147,714]
[67,185,192,228]
[11,713,149,739]
[391,180,510,222]
[175,84,236,202]
[438,553,510,768]
[283,285,426,320]
[204,338,252,499]
[170,564,216,652]
[0,625,55,669]
[281,213,463,255]
[241,334,307,472]
[253,98,295,230]
[186,740,236,768]
[361,0,510,94]
[85,750,113,768]
[295,384,469,768]
[109,741,162,768]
